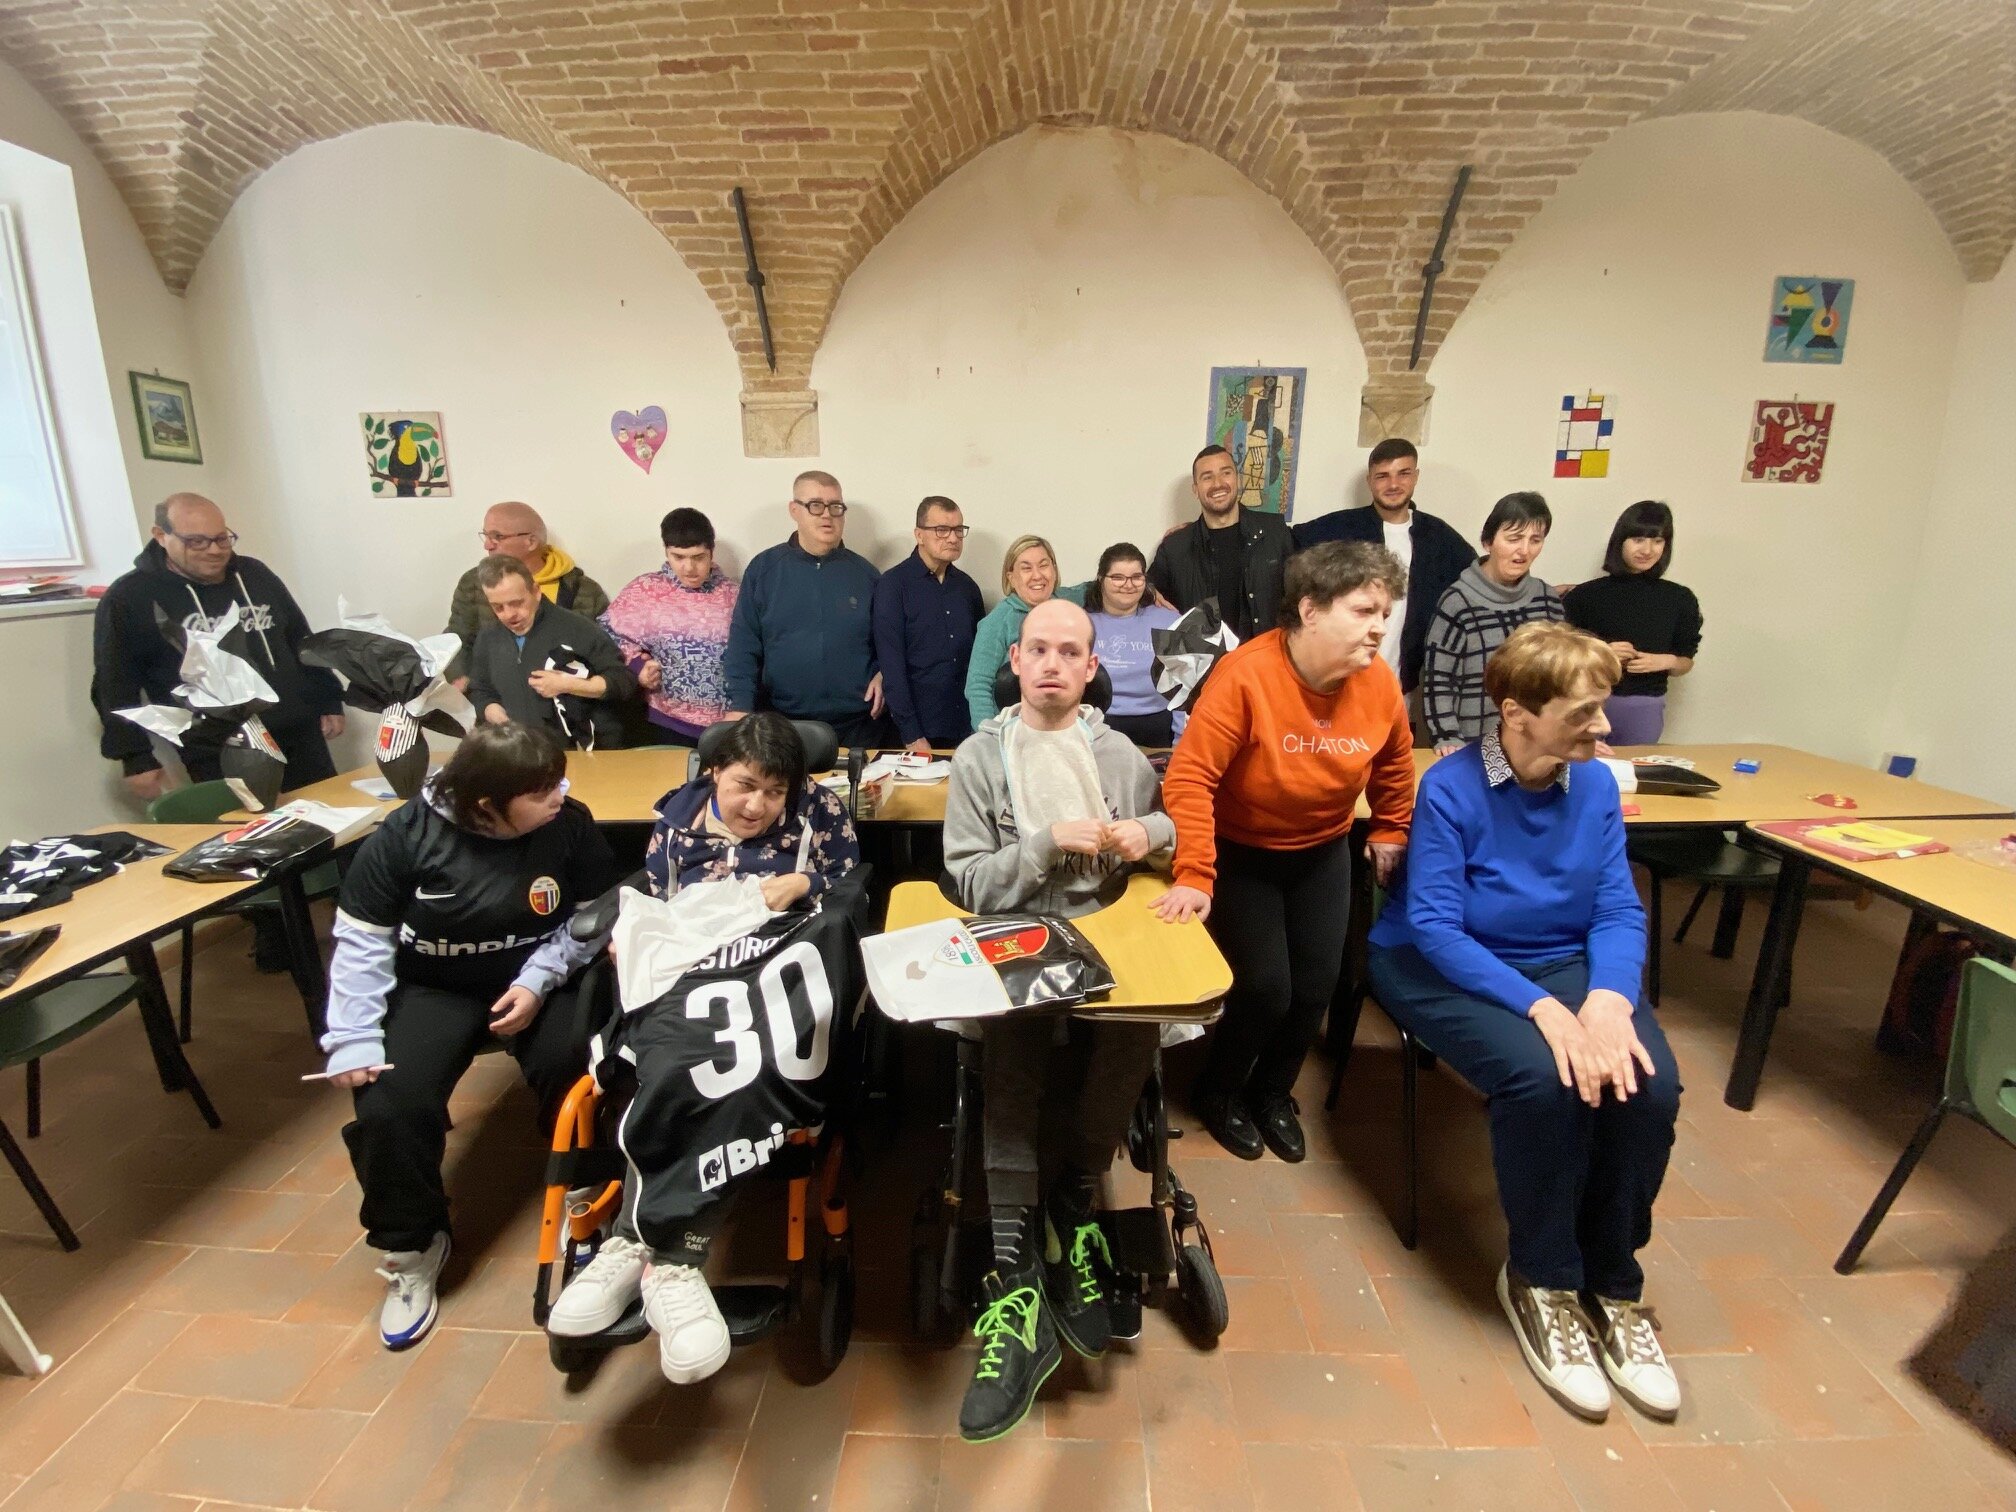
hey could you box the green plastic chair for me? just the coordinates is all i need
[1836,956,2016,1273]
[147,781,342,1041]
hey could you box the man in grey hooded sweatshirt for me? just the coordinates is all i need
[941,597,1175,1443]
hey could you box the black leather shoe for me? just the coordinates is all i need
[1252,1094,1306,1163]
[1197,1090,1263,1160]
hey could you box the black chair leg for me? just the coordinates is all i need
[178,921,195,1043]
[1711,888,1745,959]
[1324,991,1368,1112]
[1836,1101,1948,1274]
[1674,883,1711,944]
[1646,874,1663,1008]
[25,1058,40,1139]
[1398,1029,1419,1251]
[0,1116,79,1251]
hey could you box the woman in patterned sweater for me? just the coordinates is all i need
[600,508,738,746]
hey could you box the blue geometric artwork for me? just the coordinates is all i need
[1765,276,1854,364]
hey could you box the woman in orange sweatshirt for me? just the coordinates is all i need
[1155,542,1416,1160]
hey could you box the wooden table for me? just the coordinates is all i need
[882,873,1231,1023]
[1727,818,2016,1109]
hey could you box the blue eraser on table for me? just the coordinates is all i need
[1733,758,1761,774]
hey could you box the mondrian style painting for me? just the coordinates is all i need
[1555,392,1614,478]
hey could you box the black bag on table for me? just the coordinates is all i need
[164,816,333,884]
[0,925,60,988]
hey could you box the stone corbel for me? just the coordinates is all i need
[1358,375,1434,447]
[740,388,820,459]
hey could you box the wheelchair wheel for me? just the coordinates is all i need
[818,1251,856,1375]
[1126,1095,1154,1175]
[547,1332,601,1375]
[909,1237,946,1342]
[1175,1243,1228,1344]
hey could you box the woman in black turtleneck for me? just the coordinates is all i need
[1564,501,1702,746]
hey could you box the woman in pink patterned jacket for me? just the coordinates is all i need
[600,509,739,746]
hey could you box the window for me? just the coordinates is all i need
[0,203,81,568]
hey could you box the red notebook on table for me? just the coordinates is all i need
[1754,820,1950,863]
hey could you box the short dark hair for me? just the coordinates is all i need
[706,711,807,795]
[1192,444,1233,477]
[1367,438,1418,469]
[915,495,960,528]
[1279,541,1408,630]
[660,508,714,550]
[1480,491,1552,547]
[475,553,536,592]
[431,721,567,830]
[1092,542,1148,614]
[1602,499,1674,579]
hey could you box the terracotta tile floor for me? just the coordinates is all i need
[3,886,2014,1511]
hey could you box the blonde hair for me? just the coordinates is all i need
[1484,622,1621,714]
[1000,534,1059,597]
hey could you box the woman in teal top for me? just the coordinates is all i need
[964,533,1087,726]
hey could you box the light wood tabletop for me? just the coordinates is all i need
[1743,817,2016,945]
[882,873,1231,1021]
[1,824,259,1003]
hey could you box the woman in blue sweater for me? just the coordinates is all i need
[963,534,1087,727]
[1367,622,1681,1426]
[1086,542,1180,747]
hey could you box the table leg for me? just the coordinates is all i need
[1710,888,1745,959]
[125,943,222,1129]
[1724,853,1810,1110]
[274,871,328,1041]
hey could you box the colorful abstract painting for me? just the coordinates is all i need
[1555,392,1615,478]
[1744,399,1834,483]
[1205,367,1305,518]
[361,412,451,497]
[1765,276,1854,364]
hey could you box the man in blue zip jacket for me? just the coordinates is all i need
[722,470,887,748]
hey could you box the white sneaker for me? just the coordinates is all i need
[640,1262,731,1384]
[1585,1293,1681,1419]
[548,1234,646,1337]
[376,1232,451,1350]
[1498,1262,1609,1420]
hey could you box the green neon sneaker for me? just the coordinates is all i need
[957,1267,1060,1442]
[1042,1213,1115,1359]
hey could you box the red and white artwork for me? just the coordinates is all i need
[1744,399,1834,484]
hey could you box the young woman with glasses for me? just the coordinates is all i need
[1087,542,1181,748]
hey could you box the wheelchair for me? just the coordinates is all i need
[529,718,869,1379]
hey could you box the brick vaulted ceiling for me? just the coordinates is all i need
[2,1,2010,395]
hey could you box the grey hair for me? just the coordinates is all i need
[1279,541,1409,630]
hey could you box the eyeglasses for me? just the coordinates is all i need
[168,530,238,551]
[1102,572,1146,587]
[479,530,535,547]
[794,498,847,517]
[920,524,970,539]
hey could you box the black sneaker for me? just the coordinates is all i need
[958,1266,1060,1443]
[1196,1089,1263,1160]
[1041,1212,1114,1359]
[250,911,292,975]
[1252,1094,1306,1163]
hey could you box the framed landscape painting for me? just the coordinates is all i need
[129,371,203,464]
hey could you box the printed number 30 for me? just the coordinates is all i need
[686,940,834,1100]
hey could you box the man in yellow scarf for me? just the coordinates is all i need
[444,501,609,684]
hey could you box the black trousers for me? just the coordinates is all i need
[983,1016,1158,1210]
[1104,710,1174,748]
[344,979,592,1251]
[1199,834,1352,1104]
[184,719,338,791]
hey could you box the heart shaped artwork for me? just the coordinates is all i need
[611,406,667,474]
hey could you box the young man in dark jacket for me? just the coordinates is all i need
[92,492,345,802]
[443,501,608,684]
[466,555,635,749]
[1146,445,1294,640]
[1292,438,1471,702]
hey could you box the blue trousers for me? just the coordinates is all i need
[1364,946,1681,1297]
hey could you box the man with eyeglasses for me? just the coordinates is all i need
[93,493,346,813]
[443,501,608,684]
[871,496,986,754]
[723,471,887,748]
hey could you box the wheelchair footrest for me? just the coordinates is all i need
[1106,1206,1175,1280]
[716,1283,792,1342]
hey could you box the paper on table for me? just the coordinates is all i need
[1598,757,1638,794]
[266,799,383,843]
[861,754,950,785]
[862,918,1014,1022]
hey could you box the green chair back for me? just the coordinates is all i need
[1949,957,2016,1143]
[146,780,241,825]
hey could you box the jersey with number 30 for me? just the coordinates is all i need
[591,900,862,1243]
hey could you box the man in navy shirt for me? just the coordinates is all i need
[723,470,887,748]
[871,496,986,753]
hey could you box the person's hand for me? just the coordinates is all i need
[1529,997,1605,1107]
[1434,740,1463,757]
[1368,840,1404,887]
[905,738,932,757]
[320,713,346,739]
[1050,819,1105,855]
[482,703,509,726]
[723,710,748,722]
[1625,652,1672,675]
[1607,641,1638,660]
[124,768,168,803]
[1578,988,1656,1099]
[1102,819,1152,863]
[527,669,577,699]
[1148,587,1176,611]
[759,873,812,911]
[328,1065,382,1090]
[639,659,663,692]
[451,676,470,694]
[1150,885,1212,924]
[489,985,542,1036]
[866,672,886,718]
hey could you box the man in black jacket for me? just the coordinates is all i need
[1292,438,1471,703]
[467,554,635,749]
[1146,445,1294,640]
[92,493,345,803]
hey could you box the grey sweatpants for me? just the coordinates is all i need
[982,1015,1158,1210]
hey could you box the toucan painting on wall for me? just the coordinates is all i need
[361,411,453,497]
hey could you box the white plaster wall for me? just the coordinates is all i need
[1426,112,1967,759]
